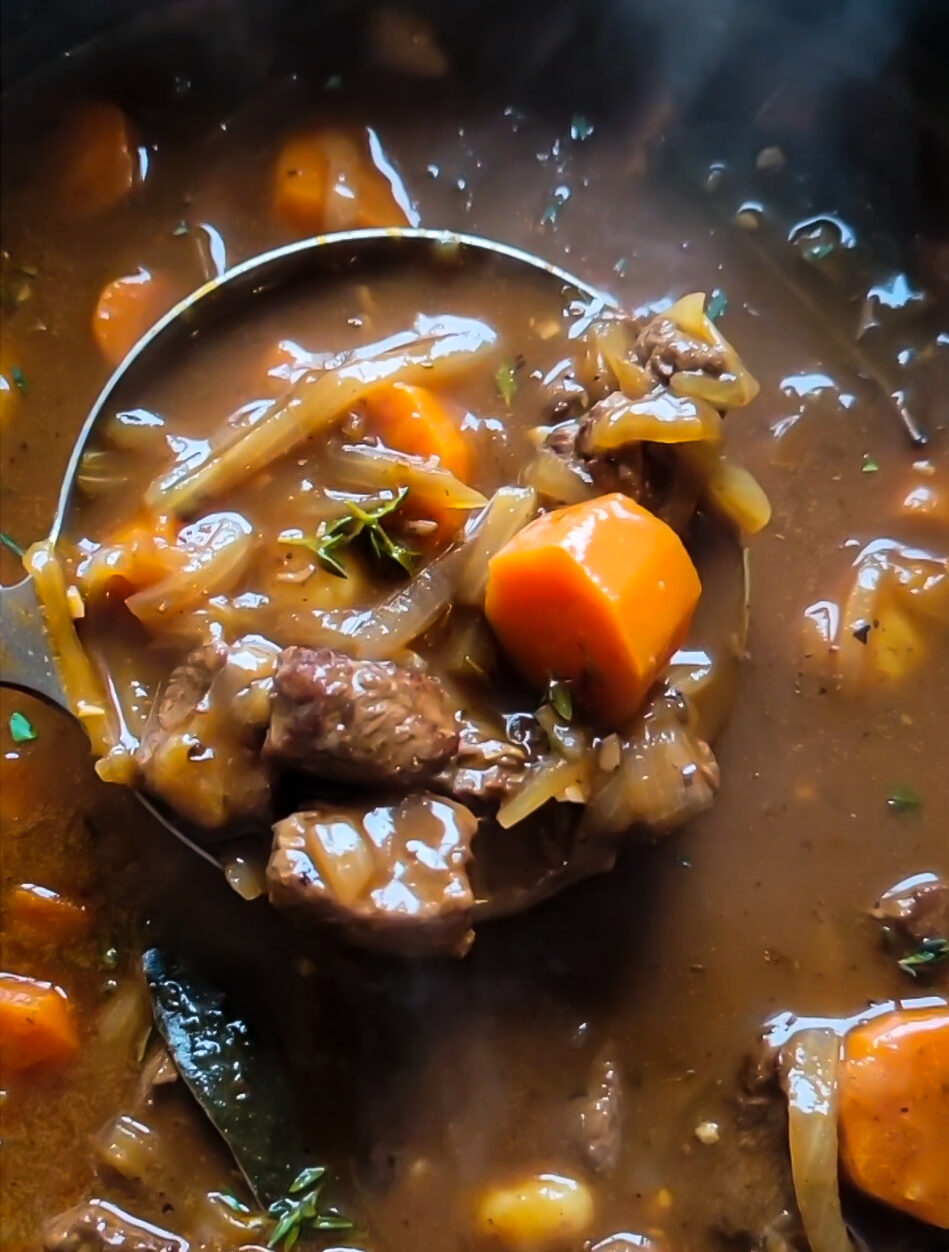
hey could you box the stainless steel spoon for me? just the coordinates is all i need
[0,227,615,876]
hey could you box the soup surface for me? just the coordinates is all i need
[0,8,947,1252]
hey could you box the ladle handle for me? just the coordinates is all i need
[0,575,69,711]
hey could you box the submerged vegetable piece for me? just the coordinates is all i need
[59,101,138,216]
[477,1172,594,1249]
[92,268,177,367]
[76,512,182,599]
[0,971,80,1074]
[273,127,413,234]
[839,1007,949,1228]
[8,884,90,942]
[366,381,472,480]
[485,493,701,727]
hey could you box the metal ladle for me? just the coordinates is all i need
[0,227,616,874]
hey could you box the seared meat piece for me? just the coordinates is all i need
[267,793,477,956]
[266,645,459,786]
[576,1051,623,1175]
[433,716,530,806]
[636,313,727,382]
[542,418,645,500]
[136,636,277,832]
[872,872,949,945]
[43,1199,188,1252]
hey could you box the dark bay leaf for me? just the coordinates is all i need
[143,948,307,1206]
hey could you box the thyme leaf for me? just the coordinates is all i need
[267,1166,351,1249]
[9,711,37,743]
[281,488,418,579]
[898,937,948,978]
[887,783,922,814]
[495,360,518,407]
[545,676,574,723]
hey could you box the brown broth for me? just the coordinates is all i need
[1,38,947,1252]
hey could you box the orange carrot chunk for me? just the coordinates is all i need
[92,269,176,367]
[365,382,472,481]
[839,1007,949,1228]
[9,884,90,943]
[0,971,80,1074]
[60,101,138,216]
[273,128,411,235]
[485,493,701,728]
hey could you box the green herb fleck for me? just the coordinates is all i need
[706,289,728,322]
[570,114,594,142]
[540,201,560,227]
[898,937,948,979]
[282,488,419,579]
[887,783,922,814]
[172,220,190,236]
[267,1166,351,1250]
[546,676,574,723]
[11,366,29,395]
[217,1192,252,1214]
[861,453,879,474]
[9,711,37,744]
[495,360,518,407]
[1,531,25,557]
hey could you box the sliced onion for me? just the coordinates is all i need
[581,389,723,452]
[663,292,760,409]
[681,446,771,535]
[147,314,497,514]
[24,541,119,756]
[497,754,593,829]
[782,1028,853,1252]
[325,442,487,512]
[522,446,597,505]
[582,318,652,400]
[126,512,254,626]
[453,486,537,605]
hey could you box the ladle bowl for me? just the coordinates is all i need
[0,227,617,877]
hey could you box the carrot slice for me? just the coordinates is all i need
[366,383,472,480]
[60,101,137,216]
[92,268,176,367]
[8,884,90,943]
[273,128,411,235]
[0,972,80,1074]
[839,1007,949,1228]
[484,493,701,727]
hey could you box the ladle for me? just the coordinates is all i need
[0,227,617,879]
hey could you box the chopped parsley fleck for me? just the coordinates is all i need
[706,289,728,322]
[862,453,879,474]
[898,937,948,978]
[11,366,29,394]
[9,711,37,743]
[887,783,922,814]
[495,360,518,407]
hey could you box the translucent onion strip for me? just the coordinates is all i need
[680,445,772,535]
[324,442,487,512]
[664,292,760,409]
[453,486,537,605]
[146,313,497,515]
[24,541,118,757]
[522,446,597,506]
[580,388,723,452]
[783,1028,853,1252]
[497,754,593,829]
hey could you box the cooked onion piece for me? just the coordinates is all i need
[680,445,772,535]
[522,445,597,506]
[146,314,497,514]
[497,754,594,829]
[324,442,487,513]
[781,1028,853,1252]
[453,486,537,606]
[125,512,255,626]
[664,292,760,409]
[580,388,724,451]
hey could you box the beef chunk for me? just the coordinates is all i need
[636,313,727,382]
[136,637,277,832]
[432,716,530,806]
[43,1199,188,1252]
[267,793,477,956]
[542,418,645,500]
[576,1051,623,1175]
[872,872,949,945]
[265,645,459,786]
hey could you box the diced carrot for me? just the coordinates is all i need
[92,268,177,367]
[0,971,80,1074]
[8,884,90,943]
[365,383,472,481]
[60,101,138,216]
[273,127,411,235]
[484,493,701,727]
[839,1007,949,1228]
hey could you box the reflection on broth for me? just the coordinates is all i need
[0,6,946,1252]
